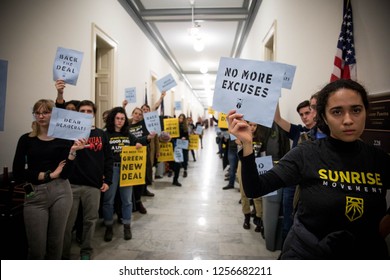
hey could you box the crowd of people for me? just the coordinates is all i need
[12,80,204,260]
[12,78,390,260]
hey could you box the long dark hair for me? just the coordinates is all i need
[105,107,130,135]
[316,79,369,136]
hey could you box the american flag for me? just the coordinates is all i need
[330,0,356,82]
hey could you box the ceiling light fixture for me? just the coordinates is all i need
[188,0,205,52]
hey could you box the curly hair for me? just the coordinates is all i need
[105,107,130,135]
[316,79,369,136]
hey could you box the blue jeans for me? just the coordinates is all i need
[62,185,101,259]
[282,185,296,243]
[228,148,238,186]
[23,179,72,259]
[102,166,133,225]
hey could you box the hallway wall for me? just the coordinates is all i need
[241,0,390,124]
[0,0,204,169]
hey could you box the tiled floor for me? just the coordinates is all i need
[68,127,280,260]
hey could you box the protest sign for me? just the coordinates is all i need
[208,107,215,115]
[282,64,296,90]
[48,107,93,140]
[212,57,288,128]
[189,134,199,150]
[143,111,162,134]
[158,142,174,162]
[120,146,147,186]
[255,156,277,197]
[175,100,182,111]
[125,87,136,103]
[163,118,179,138]
[174,147,183,163]
[195,125,203,135]
[176,139,189,149]
[53,47,83,85]
[156,73,177,92]
[218,113,228,129]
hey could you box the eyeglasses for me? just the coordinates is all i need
[33,111,51,117]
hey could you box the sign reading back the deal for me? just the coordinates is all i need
[158,142,174,162]
[143,111,162,135]
[48,107,93,140]
[156,73,177,92]
[213,57,289,128]
[53,47,84,85]
[125,87,137,103]
[120,146,147,186]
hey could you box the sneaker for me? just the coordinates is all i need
[167,171,173,177]
[104,226,113,242]
[155,175,163,179]
[183,170,188,177]
[80,254,90,260]
[172,181,182,187]
[143,189,155,197]
[222,185,234,190]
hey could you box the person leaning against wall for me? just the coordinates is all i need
[62,100,113,260]
[102,107,149,242]
[228,79,390,259]
[12,99,87,259]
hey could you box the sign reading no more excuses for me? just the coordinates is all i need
[213,57,294,128]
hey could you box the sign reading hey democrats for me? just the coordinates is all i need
[48,107,93,140]
[156,73,177,92]
[143,111,162,134]
[53,47,84,85]
[213,57,287,128]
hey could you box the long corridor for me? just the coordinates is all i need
[69,127,280,260]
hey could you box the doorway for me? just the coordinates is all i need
[92,24,117,128]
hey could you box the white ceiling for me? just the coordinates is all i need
[120,0,262,108]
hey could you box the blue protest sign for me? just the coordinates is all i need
[125,87,137,103]
[48,107,93,140]
[53,47,84,85]
[212,57,287,128]
[255,156,277,197]
[176,139,189,149]
[156,73,177,92]
[143,111,162,134]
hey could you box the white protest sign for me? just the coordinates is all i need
[48,107,93,140]
[53,47,84,85]
[282,64,296,90]
[195,125,203,135]
[212,57,286,128]
[176,139,189,149]
[175,101,182,110]
[174,147,183,162]
[125,87,137,103]
[255,156,277,197]
[156,73,177,92]
[143,111,162,135]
